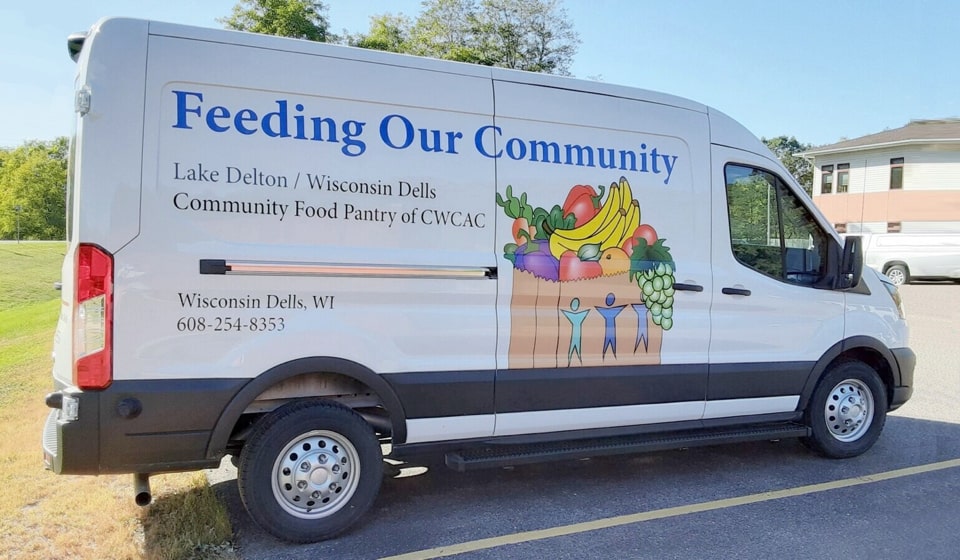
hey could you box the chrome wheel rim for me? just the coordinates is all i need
[824,379,874,442]
[886,268,906,285]
[272,430,361,519]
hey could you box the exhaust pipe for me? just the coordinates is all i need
[134,473,152,506]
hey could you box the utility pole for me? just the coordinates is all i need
[14,205,22,243]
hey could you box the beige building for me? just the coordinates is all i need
[802,119,960,234]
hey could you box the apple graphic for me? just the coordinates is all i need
[559,250,603,281]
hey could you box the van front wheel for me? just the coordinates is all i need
[237,400,382,542]
[804,361,887,458]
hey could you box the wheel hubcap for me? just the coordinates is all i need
[272,430,360,519]
[887,269,905,285]
[824,379,874,442]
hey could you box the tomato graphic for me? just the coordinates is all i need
[634,224,658,246]
[622,224,658,256]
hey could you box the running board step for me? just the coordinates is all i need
[444,423,810,472]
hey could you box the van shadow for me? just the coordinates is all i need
[209,415,960,559]
[141,480,237,560]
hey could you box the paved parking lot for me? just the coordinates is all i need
[211,283,960,559]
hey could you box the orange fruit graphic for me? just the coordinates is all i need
[598,247,630,276]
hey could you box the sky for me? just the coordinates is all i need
[1,0,957,149]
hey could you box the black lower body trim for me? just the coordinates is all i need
[889,347,915,410]
[890,387,913,411]
[381,370,494,418]
[45,378,247,474]
[891,347,916,387]
[381,362,813,420]
[496,364,708,413]
[382,364,709,419]
[707,361,814,400]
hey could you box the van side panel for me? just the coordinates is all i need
[708,143,845,414]
[488,81,714,436]
[129,33,497,369]
[100,30,503,461]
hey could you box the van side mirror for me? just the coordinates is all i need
[67,32,87,62]
[839,236,863,288]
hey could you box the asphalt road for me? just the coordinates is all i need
[208,282,960,559]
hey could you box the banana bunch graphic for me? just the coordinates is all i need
[549,177,641,259]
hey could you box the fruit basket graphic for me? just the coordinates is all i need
[498,177,677,368]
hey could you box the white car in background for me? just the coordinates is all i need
[859,233,960,285]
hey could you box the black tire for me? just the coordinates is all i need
[803,360,887,458]
[237,400,382,543]
[885,264,909,286]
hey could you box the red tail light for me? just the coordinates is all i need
[74,244,113,389]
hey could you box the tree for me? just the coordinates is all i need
[396,0,485,63]
[0,138,68,240]
[355,0,579,74]
[346,14,412,53]
[472,0,579,74]
[220,0,331,42]
[763,135,813,196]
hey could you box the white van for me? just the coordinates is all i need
[44,18,915,543]
[860,232,960,285]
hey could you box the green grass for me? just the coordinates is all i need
[0,241,66,312]
[0,298,60,339]
[0,300,58,409]
[0,242,236,560]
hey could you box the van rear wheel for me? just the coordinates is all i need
[803,361,887,458]
[237,400,382,542]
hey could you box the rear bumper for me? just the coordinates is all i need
[43,378,247,475]
[43,389,100,474]
[889,347,916,411]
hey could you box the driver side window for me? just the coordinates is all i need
[725,164,829,286]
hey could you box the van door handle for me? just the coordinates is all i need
[722,287,752,296]
[673,283,704,292]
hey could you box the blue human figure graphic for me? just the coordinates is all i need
[561,298,590,366]
[596,293,627,359]
[631,303,649,352]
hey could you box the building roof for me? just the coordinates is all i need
[802,118,960,156]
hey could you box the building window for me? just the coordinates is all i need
[836,163,850,193]
[835,223,847,233]
[820,165,834,194]
[887,222,902,233]
[890,157,904,189]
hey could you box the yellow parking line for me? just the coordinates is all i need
[381,458,960,560]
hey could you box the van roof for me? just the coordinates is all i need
[74,17,772,163]
[84,17,709,114]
